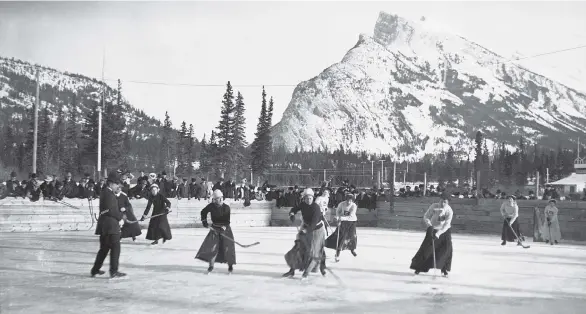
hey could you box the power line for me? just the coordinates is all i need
[505,44,586,63]
[102,78,297,88]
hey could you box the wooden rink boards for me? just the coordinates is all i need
[1,227,586,314]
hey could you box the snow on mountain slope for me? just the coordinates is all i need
[271,12,586,158]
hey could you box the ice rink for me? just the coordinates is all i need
[1,227,586,314]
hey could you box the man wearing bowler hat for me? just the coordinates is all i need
[91,171,127,279]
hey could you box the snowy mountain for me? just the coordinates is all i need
[271,12,586,158]
[0,56,165,168]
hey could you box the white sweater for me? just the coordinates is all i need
[423,203,453,237]
[336,201,357,222]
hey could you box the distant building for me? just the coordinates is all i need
[549,157,586,195]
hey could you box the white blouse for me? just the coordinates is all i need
[423,203,453,237]
[336,201,357,222]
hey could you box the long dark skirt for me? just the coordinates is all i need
[195,226,236,265]
[145,214,172,241]
[501,218,521,242]
[284,231,309,271]
[121,209,142,239]
[410,227,453,273]
[325,221,357,251]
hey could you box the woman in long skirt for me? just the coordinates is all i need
[141,184,172,245]
[410,194,453,277]
[325,193,358,262]
[195,189,236,274]
[542,199,562,245]
[500,195,522,246]
[116,187,142,241]
[283,188,327,279]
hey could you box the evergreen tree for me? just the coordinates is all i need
[64,97,81,174]
[176,121,188,176]
[251,86,270,175]
[38,106,52,174]
[446,146,455,185]
[159,111,174,172]
[2,124,16,167]
[474,131,483,176]
[187,123,195,176]
[81,100,100,167]
[215,81,235,177]
[231,91,247,177]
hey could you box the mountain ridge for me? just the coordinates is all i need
[270,11,586,158]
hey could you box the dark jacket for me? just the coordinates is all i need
[290,202,324,230]
[201,202,231,226]
[95,187,123,235]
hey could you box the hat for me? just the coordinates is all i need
[507,195,516,200]
[345,193,355,201]
[44,175,54,182]
[150,183,159,190]
[162,171,167,176]
[149,173,157,180]
[549,199,557,204]
[212,189,223,198]
[302,188,314,197]
[107,172,121,184]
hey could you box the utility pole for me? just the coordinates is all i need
[98,49,105,176]
[380,159,386,186]
[370,160,374,180]
[33,69,39,174]
[393,160,396,188]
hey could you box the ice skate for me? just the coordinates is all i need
[91,270,105,278]
[110,272,127,279]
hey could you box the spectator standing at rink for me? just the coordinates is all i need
[410,193,453,277]
[500,195,521,246]
[542,199,562,245]
[195,189,236,274]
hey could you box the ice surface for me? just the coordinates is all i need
[1,227,586,314]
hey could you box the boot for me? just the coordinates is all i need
[351,250,357,257]
[501,240,506,246]
[554,240,559,244]
[132,237,136,242]
[282,269,295,278]
[110,272,127,279]
[228,265,233,274]
[441,270,449,277]
[91,270,105,277]
[206,265,214,274]
[151,240,158,245]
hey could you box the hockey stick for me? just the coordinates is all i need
[128,210,172,224]
[51,199,80,209]
[335,219,341,262]
[508,221,530,249]
[431,230,437,279]
[88,198,96,230]
[207,227,260,248]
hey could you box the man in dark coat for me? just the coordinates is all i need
[196,189,236,274]
[141,183,172,245]
[91,172,127,279]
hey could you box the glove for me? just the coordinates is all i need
[119,220,124,228]
[548,221,552,226]
[140,215,146,222]
[546,217,551,222]
[120,207,126,212]
[289,214,295,223]
[432,229,439,239]
[202,220,209,228]
[165,208,170,214]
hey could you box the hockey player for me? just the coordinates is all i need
[141,184,172,245]
[116,185,142,241]
[500,195,522,246]
[195,189,236,274]
[325,193,358,261]
[410,193,453,277]
[283,188,327,279]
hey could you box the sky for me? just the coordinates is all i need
[1,0,585,143]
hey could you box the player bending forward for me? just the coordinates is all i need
[410,193,453,277]
[195,189,236,274]
[283,188,327,279]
